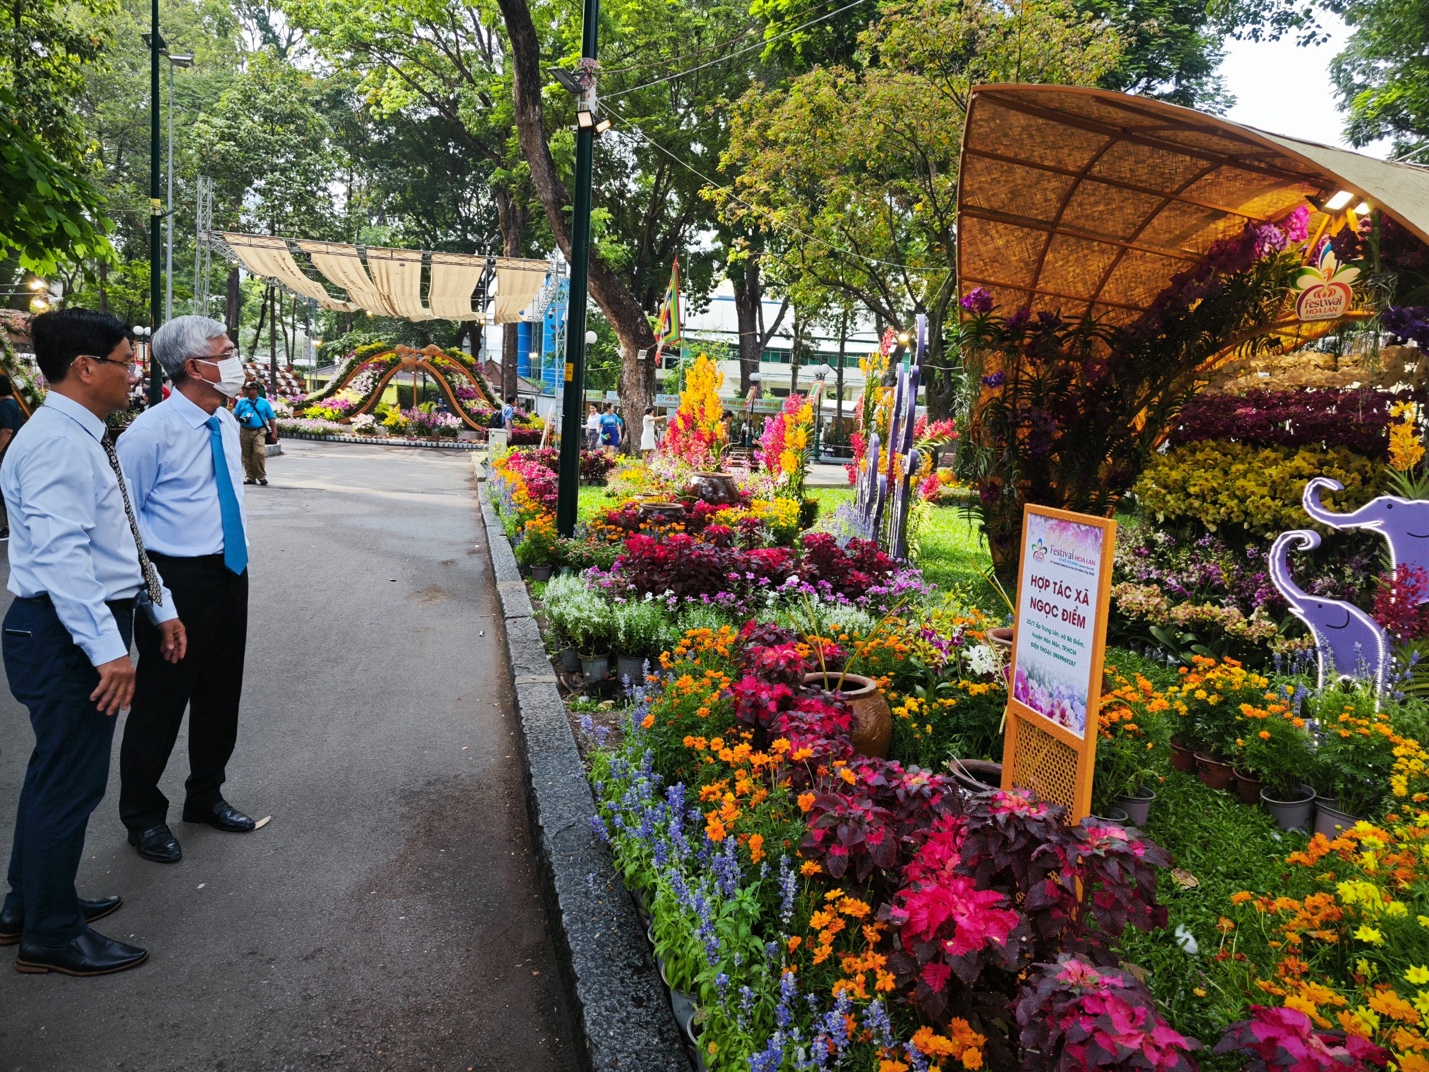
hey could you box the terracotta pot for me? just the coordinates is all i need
[685,470,741,506]
[949,759,1003,795]
[636,501,686,524]
[988,627,1013,654]
[1116,786,1156,826]
[1195,751,1234,791]
[1313,796,1360,839]
[1262,784,1315,832]
[802,672,892,758]
[1169,741,1197,773]
[1234,768,1264,806]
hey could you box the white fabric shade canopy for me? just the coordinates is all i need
[217,232,550,323]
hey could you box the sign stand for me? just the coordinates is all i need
[1000,504,1117,822]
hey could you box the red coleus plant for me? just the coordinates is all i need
[1016,954,1200,1072]
[1213,1006,1389,1072]
[799,532,896,599]
[885,812,1022,1016]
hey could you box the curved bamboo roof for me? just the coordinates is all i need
[956,85,1429,325]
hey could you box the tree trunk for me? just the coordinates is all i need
[790,310,803,396]
[496,0,656,422]
[732,259,761,396]
[268,285,278,397]
[835,307,847,430]
[250,282,270,356]
[495,185,528,401]
[225,267,240,353]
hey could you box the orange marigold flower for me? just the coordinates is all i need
[800,860,822,876]
[1231,891,1253,904]
[787,935,802,952]
[798,792,817,813]
[748,833,765,863]
[641,713,655,729]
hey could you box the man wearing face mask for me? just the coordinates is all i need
[115,316,258,864]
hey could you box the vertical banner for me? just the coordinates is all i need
[1000,504,1116,822]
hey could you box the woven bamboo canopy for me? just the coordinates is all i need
[956,85,1429,326]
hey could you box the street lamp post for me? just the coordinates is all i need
[147,9,163,406]
[164,53,194,323]
[553,12,601,537]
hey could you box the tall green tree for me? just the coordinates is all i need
[1330,0,1429,151]
[716,0,1122,416]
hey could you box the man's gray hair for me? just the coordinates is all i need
[151,315,230,379]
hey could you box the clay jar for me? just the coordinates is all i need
[802,672,892,759]
[685,471,741,506]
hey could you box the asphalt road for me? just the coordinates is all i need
[0,440,578,1072]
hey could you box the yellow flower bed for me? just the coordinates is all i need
[1133,439,1385,534]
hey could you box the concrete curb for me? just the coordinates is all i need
[474,457,687,1072]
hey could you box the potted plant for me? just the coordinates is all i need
[802,605,906,758]
[539,574,586,672]
[1241,711,1316,831]
[1307,683,1396,835]
[514,515,558,582]
[1092,695,1164,826]
[563,592,616,683]
[1173,658,1275,790]
[613,599,675,685]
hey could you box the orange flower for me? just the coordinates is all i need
[787,935,802,952]
[641,713,655,729]
[800,860,822,876]
[798,792,817,813]
[748,833,765,863]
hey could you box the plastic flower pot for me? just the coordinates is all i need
[1088,806,1130,826]
[948,759,1002,795]
[802,672,891,758]
[1116,786,1156,826]
[1233,768,1264,807]
[655,956,698,1037]
[1169,741,1196,773]
[616,654,644,686]
[1261,784,1315,832]
[559,647,581,673]
[529,564,554,582]
[581,654,609,683]
[1194,752,1234,791]
[1313,795,1360,838]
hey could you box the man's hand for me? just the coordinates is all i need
[158,619,187,663]
[91,656,136,716]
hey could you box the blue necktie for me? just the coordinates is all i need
[206,416,248,575]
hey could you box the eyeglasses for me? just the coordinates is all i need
[80,354,141,377]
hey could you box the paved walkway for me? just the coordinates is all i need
[0,441,577,1071]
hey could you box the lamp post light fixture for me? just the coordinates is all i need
[161,52,194,324]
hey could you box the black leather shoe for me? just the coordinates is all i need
[0,895,122,946]
[182,800,256,833]
[128,824,182,863]
[15,929,147,976]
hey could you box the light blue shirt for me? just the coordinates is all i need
[116,389,247,559]
[1,392,178,667]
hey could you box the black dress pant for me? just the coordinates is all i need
[119,553,248,832]
[4,598,133,944]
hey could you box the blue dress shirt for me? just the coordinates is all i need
[1,392,178,667]
[233,396,274,430]
[115,389,247,559]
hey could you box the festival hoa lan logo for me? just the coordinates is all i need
[1294,242,1360,322]
[1031,538,1049,562]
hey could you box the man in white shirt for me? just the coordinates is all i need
[0,309,187,975]
[116,316,259,865]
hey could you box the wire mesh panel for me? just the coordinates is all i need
[1005,714,1083,814]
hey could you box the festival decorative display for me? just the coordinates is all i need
[653,255,682,363]
[1268,529,1392,693]
[1294,242,1360,321]
[851,316,927,559]
[653,352,726,472]
[1303,477,1429,604]
[1003,504,1116,821]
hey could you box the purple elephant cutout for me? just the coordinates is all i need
[1304,477,1429,603]
[1269,529,1391,694]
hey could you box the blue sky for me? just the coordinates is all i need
[1219,12,1392,158]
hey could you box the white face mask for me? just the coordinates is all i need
[198,356,246,398]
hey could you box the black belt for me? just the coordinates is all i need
[148,550,226,568]
[18,593,137,614]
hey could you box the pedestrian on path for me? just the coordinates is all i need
[502,395,516,437]
[116,316,260,865]
[585,404,600,451]
[0,308,186,976]
[0,374,28,541]
[233,382,275,486]
[599,403,622,456]
[639,406,664,458]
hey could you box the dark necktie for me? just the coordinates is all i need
[100,431,165,607]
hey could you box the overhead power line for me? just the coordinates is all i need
[599,99,946,275]
[604,0,874,99]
